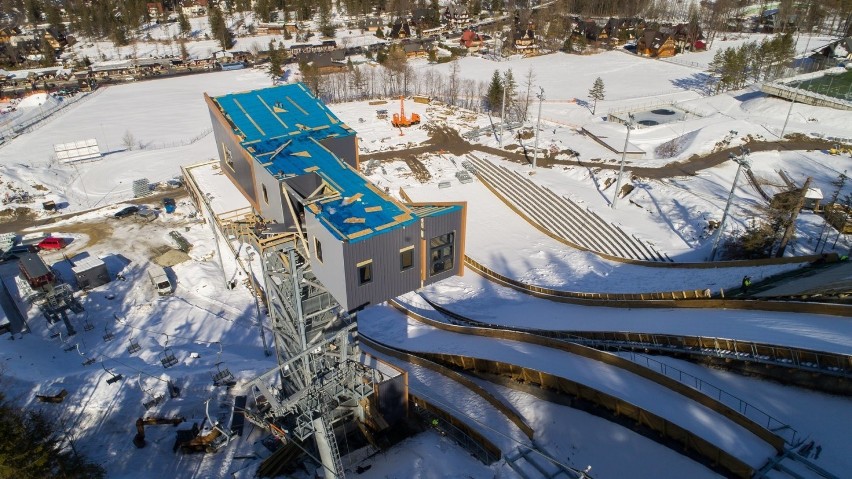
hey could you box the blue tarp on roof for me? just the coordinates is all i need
[212,83,436,242]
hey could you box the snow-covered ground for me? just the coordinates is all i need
[1,33,851,479]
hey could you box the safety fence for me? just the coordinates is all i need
[0,87,107,148]
[417,348,759,478]
[391,300,789,449]
[361,334,534,440]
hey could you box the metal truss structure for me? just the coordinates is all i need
[184,165,378,479]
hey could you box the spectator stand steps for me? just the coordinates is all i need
[467,154,669,262]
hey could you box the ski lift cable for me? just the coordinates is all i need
[112,316,238,347]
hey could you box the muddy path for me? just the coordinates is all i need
[361,127,840,182]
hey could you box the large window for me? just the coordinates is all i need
[223,143,234,170]
[315,237,323,263]
[400,246,414,271]
[357,260,373,285]
[429,232,454,276]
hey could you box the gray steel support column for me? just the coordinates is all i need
[312,416,340,479]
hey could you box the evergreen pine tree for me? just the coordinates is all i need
[178,12,191,36]
[268,39,282,79]
[588,77,605,115]
[486,69,503,113]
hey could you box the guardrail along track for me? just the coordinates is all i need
[414,296,852,396]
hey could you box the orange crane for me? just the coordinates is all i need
[391,95,420,128]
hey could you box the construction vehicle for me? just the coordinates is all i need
[173,399,233,453]
[36,388,68,403]
[391,95,420,128]
[133,416,185,448]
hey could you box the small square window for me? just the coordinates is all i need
[315,238,323,263]
[357,260,373,285]
[400,246,414,271]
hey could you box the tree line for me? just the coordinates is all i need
[708,34,795,93]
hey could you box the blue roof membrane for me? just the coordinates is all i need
[212,83,426,242]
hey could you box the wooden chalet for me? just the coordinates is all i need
[147,2,165,20]
[18,252,55,291]
[514,24,537,55]
[443,4,469,28]
[459,29,482,50]
[296,50,347,74]
[390,20,412,39]
[257,22,299,35]
[181,0,208,17]
[403,40,431,58]
[362,17,382,32]
[636,29,675,58]
[0,26,21,44]
[671,22,704,51]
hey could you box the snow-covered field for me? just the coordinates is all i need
[1,32,851,479]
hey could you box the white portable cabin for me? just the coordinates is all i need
[72,256,110,289]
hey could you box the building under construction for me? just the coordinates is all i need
[186,82,467,477]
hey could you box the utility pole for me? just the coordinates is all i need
[780,90,797,139]
[531,87,544,169]
[499,78,507,148]
[710,147,751,261]
[611,114,635,209]
[816,170,846,251]
[776,176,811,257]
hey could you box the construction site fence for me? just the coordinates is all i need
[0,86,107,148]
[409,393,502,465]
[360,334,535,440]
[420,350,756,479]
[392,300,787,452]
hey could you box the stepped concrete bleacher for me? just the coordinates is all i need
[468,154,669,262]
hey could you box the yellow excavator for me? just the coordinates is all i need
[133,416,185,448]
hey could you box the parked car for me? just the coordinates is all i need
[114,206,140,218]
[36,237,65,250]
[137,209,158,221]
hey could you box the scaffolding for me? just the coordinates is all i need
[184,162,375,479]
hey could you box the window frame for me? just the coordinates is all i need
[399,245,414,271]
[222,142,235,171]
[429,232,455,277]
[357,259,373,285]
[314,237,323,263]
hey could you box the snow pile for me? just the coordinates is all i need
[16,92,62,110]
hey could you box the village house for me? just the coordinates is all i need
[514,23,537,55]
[181,0,208,17]
[295,50,347,74]
[443,4,469,29]
[389,20,413,39]
[147,2,165,21]
[361,17,382,32]
[459,29,482,51]
[636,29,675,58]
[256,22,300,35]
[403,40,432,58]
